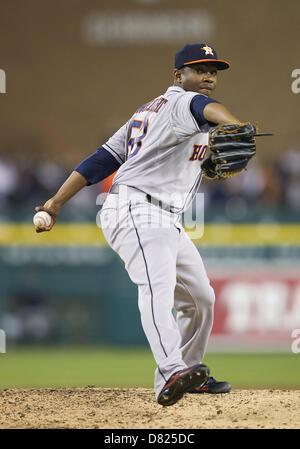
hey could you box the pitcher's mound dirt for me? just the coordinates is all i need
[0,387,299,429]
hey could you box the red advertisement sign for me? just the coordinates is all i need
[208,268,300,351]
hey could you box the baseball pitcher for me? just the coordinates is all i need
[35,44,259,406]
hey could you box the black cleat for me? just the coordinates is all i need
[157,363,209,406]
[189,376,231,394]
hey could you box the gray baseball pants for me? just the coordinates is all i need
[100,187,215,397]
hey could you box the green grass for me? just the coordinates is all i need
[203,353,300,389]
[0,346,299,389]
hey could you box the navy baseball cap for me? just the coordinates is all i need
[174,43,230,70]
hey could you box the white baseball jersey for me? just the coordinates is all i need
[103,86,211,214]
[100,85,216,397]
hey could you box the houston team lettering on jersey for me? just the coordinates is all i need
[102,86,212,213]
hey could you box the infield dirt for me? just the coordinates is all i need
[0,387,299,429]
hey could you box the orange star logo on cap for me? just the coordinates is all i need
[202,45,214,56]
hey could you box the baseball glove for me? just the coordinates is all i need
[201,122,257,180]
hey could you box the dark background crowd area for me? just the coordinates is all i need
[0,1,299,223]
[0,145,299,223]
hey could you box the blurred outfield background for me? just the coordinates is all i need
[0,0,299,389]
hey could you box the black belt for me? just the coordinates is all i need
[109,184,176,214]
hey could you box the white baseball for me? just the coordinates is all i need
[33,211,52,227]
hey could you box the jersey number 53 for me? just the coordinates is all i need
[127,119,149,160]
